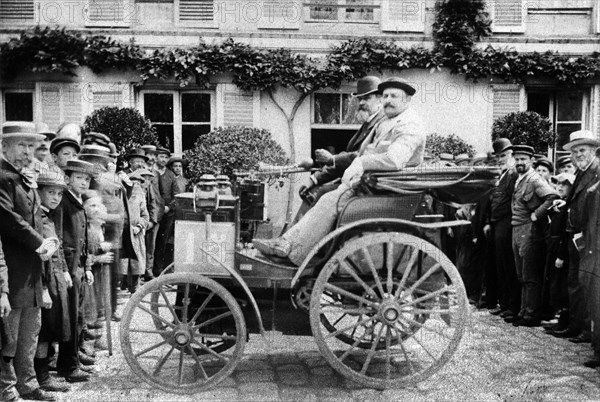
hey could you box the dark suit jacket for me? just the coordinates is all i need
[147,175,165,224]
[157,168,180,214]
[0,159,45,308]
[313,110,386,185]
[566,157,600,233]
[56,190,89,275]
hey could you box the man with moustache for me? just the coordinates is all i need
[485,139,520,320]
[510,145,558,327]
[254,77,425,266]
[0,122,57,401]
[294,76,386,222]
[551,130,600,343]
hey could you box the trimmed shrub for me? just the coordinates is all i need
[426,133,475,157]
[492,111,554,152]
[83,106,159,167]
[184,126,288,183]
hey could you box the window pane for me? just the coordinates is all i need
[310,1,337,20]
[556,123,581,149]
[182,124,211,151]
[314,94,341,124]
[4,92,33,121]
[341,94,361,124]
[556,92,583,121]
[144,93,173,123]
[345,0,374,21]
[154,124,174,152]
[527,92,550,119]
[181,93,211,122]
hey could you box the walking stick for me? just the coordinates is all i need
[103,262,113,356]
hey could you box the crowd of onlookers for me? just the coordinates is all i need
[0,121,187,401]
[444,131,600,370]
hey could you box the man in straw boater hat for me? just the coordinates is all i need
[141,145,158,170]
[0,122,59,401]
[55,159,96,384]
[296,76,386,222]
[509,145,559,327]
[485,138,520,319]
[254,76,426,266]
[549,130,600,345]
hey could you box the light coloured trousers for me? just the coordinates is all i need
[283,184,355,266]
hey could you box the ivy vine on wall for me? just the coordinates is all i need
[1,0,600,88]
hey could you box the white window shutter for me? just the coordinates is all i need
[85,0,132,27]
[380,0,426,33]
[176,0,214,25]
[0,0,34,21]
[490,0,525,33]
[492,85,523,122]
[88,84,131,111]
[257,1,301,30]
[37,83,84,131]
[592,85,600,140]
[38,84,62,131]
[595,2,600,34]
[220,84,259,127]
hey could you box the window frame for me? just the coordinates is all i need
[526,87,591,159]
[304,0,380,24]
[138,89,215,154]
[311,90,363,130]
[1,88,36,123]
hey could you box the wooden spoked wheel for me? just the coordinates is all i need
[120,273,246,394]
[310,232,469,389]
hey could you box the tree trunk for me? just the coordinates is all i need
[267,89,309,233]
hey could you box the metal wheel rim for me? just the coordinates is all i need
[310,232,469,389]
[120,273,246,394]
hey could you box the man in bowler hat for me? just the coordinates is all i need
[254,77,426,266]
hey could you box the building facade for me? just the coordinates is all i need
[1,0,600,224]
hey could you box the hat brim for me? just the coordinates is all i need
[3,133,46,142]
[167,158,184,167]
[563,139,600,151]
[493,145,513,155]
[352,88,379,98]
[50,139,81,154]
[38,132,56,141]
[79,154,113,161]
[126,154,149,162]
[36,180,68,189]
[378,82,416,96]
[63,166,95,175]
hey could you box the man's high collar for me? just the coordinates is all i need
[1,155,21,173]
[155,166,166,175]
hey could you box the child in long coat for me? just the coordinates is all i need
[33,172,72,393]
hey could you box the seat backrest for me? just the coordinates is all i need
[337,194,423,227]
